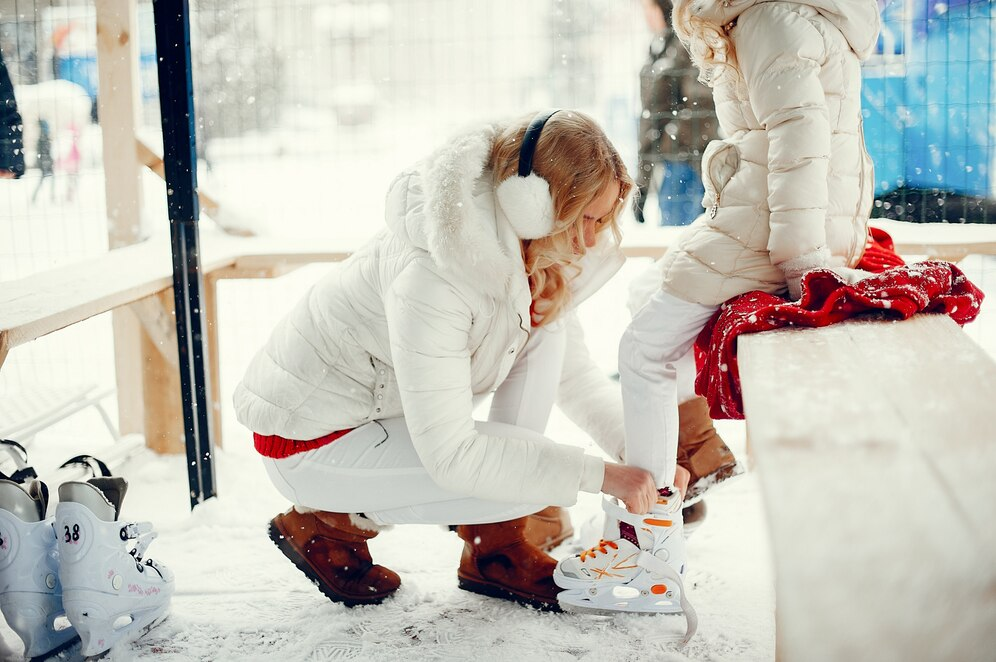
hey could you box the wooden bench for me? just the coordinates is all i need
[739,313,996,660]
[0,231,352,453]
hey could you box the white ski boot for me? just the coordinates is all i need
[55,477,173,659]
[0,477,79,659]
[554,490,697,642]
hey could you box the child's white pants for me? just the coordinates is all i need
[619,289,718,487]
[261,324,567,526]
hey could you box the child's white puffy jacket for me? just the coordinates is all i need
[234,125,626,506]
[659,0,881,305]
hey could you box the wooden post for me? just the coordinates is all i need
[139,292,185,453]
[96,0,181,452]
[202,274,223,448]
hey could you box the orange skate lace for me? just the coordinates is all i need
[579,539,618,562]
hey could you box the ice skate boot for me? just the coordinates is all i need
[55,477,173,659]
[554,490,697,642]
[0,477,79,659]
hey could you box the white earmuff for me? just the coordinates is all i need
[496,109,560,240]
[495,173,555,239]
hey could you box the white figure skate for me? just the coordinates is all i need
[0,477,79,659]
[554,491,697,642]
[55,477,173,659]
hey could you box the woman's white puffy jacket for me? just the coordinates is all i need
[658,0,880,305]
[234,125,626,507]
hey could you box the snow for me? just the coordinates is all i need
[0,420,774,661]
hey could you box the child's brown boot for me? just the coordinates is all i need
[678,396,743,503]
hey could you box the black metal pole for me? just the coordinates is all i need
[152,0,217,509]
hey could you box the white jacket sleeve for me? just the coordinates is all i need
[385,261,592,506]
[736,4,832,267]
[555,312,626,463]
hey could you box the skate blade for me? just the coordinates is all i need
[558,588,684,617]
[81,612,169,661]
[28,634,82,662]
[558,600,684,617]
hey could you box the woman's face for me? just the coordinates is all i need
[581,180,621,249]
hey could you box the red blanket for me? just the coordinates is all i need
[693,227,986,420]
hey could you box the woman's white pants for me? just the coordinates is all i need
[261,324,568,526]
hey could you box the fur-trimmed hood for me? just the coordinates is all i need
[383,123,626,301]
[689,0,881,59]
[384,125,520,298]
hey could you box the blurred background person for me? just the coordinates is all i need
[0,48,25,179]
[634,0,718,226]
[31,117,55,202]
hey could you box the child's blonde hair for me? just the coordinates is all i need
[491,111,632,326]
[671,0,739,86]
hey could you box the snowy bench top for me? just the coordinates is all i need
[738,314,996,662]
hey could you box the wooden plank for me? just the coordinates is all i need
[96,0,146,248]
[0,236,256,362]
[740,315,996,662]
[617,220,996,260]
[871,219,996,261]
[0,242,174,359]
[136,138,222,222]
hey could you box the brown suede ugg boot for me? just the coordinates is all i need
[523,506,574,552]
[456,517,562,611]
[677,396,743,503]
[268,507,400,606]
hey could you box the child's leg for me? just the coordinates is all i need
[619,289,718,489]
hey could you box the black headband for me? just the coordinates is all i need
[517,109,561,177]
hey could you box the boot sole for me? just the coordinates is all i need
[78,613,169,661]
[684,461,746,506]
[457,574,562,613]
[267,520,396,607]
[28,633,82,662]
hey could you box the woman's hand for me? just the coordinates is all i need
[601,463,658,514]
[602,463,692,514]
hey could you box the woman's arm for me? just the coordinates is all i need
[385,262,597,506]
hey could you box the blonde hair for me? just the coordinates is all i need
[491,111,632,327]
[671,0,739,86]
